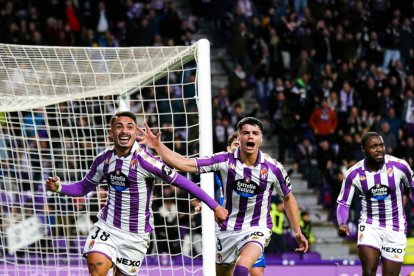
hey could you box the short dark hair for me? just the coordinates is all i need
[361,132,381,147]
[237,117,264,132]
[227,132,239,146]
[110,111,137,126]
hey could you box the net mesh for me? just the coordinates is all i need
[0,42,206,275]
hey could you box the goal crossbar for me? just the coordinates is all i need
[0,43,197,112]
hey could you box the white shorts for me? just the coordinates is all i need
[216,226,271,265]
[83,220,150,275]
[357,223,406,262]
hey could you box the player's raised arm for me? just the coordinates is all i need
[137,123,197,173]
[156,163,228,225]
[45,176,97,197]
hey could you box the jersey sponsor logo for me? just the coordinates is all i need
[234,179,259,197]
[116,257,141,267]
[369,183,391,200]
[107,170,130,191]
[241,231,264,242]
[382,247,403,254]
[162,165,173,176]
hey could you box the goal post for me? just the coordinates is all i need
[0,39,215,275]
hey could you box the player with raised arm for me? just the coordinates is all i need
[138,117,308,276]
[45,111,228,276]
[337,131,414,276]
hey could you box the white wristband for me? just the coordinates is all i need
[55,177,62,193]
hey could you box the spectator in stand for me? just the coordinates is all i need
[379,121,397,154]
[402,89,414,137]
[218,51,248,103]
[400,18,414,70]
[267,197,287,254]
[294,138,319,188]
[382,17,402,72]
[341,107,364,137]
[381,107,403,141]
[309,99,338,143]
[299,211,315,249]
[316,140,337,187]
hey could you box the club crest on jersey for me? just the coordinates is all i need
[234,178,259,197]
[359,174,366,181]
[260,168,268,179]
[368,183,390,200]
[130,159,137,169]
[229,163,235,170]
[107,170,130,191]
[387,168,393,176]
[104,158,109,164]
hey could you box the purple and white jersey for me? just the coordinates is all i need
[196,148,292,232]
[82,142,216,234]
[337,155,414,233]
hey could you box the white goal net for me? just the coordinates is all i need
[0,40,214,276]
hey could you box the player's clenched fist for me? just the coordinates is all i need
[338,224,349,237]
[213,205,228,226]
[45,176,61,193]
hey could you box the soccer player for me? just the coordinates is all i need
[45,111,228,276]
[138,117,308,276]
[226,132,265,276]
[337,131,414,276]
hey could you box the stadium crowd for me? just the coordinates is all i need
[1,0,414,261]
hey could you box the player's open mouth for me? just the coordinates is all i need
[246,142,255,149]
[119,136,130,143]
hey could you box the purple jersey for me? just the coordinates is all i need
[337,155,414,233]
[196,148,292,231]
[75,142,217,234]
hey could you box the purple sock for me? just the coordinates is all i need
[233,265,249,276]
